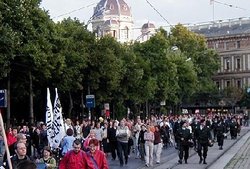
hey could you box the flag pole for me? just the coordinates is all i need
[0,109,13,169]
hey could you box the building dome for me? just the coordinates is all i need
[93,0,131,19]
[142,22,156,29]
[103,19,119,27]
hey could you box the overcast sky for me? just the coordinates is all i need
[40,0,250,31]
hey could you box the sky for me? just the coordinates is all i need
[40,0,250,34]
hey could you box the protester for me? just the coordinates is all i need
[59,139,86,169]
[16,160,37,169]
[61,128,75,156]
[144,125,154,167]
[5,142,30,169]
[83,138,109,169]
[116,119,129,167]
[37,146,56,169]
[153,125,162,164]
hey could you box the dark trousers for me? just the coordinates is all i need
[217,134,224,147]
[117,141,128,165]
[109,140,117,160]
[179,144,189,161]
[197,142,208,159]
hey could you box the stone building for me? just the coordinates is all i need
[190,18,250,90]
[91,0,133,43]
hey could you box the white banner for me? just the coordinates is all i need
[45,88,54,147]
[51,88,65,148]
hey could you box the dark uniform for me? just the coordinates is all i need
[215,120,226,150]
[194,120,212,164]
[230,119,238,139]
[177,122,192,164]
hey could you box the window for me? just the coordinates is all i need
[225,58,230,70]
[236,41,241,49]
[112,30,116,37]
[224,42,229,50]
[237,80,241,88]
[109,4,114,10]
[226,80,231,87]
[216,81,220,89]
[236,58,241,69]
[123,27,129,39]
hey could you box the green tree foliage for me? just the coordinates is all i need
[53,18,94,91]
[169,24,219,93]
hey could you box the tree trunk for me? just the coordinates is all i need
[7,74,10,129]
[68,91,73,118]
[80,90,84,115]
[29,71,34,124]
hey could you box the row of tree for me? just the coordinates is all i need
[0,0,220,125]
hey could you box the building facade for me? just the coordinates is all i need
[190,18,250,90]
[91,0,133,43]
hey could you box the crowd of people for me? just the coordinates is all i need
[0,112,248,169]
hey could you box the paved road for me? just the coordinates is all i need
[1,127,249,169]
[108,127,250,169]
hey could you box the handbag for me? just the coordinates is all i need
[208,140,214,147]
[188,140,194,148]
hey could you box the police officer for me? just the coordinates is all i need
[177,121,192,164]
[215,119,226,150]
[195,119,212,164]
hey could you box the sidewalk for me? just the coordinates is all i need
[209,128,250,169]
[140,126,250,169]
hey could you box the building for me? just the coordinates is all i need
[190,18,250,90]
[91,0,133,43]
[137,22,156,42]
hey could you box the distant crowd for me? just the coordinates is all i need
[0,112,249,168]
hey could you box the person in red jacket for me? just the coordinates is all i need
[84,138,109,169]
[59,139,86,169]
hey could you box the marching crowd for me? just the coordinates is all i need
[0,112,248,169]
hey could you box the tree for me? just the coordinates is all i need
[53,18,94,117]
[169,24,219,93]
[0,0,62,124]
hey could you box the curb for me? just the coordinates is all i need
[205,128,250,169]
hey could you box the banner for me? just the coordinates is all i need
[51,88,65,148]
[45,88,54,147]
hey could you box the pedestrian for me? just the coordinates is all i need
[116,119,129,167]
[61,128,75,156]
[195,119,212,164]
[36,146,57,169]
[59,139,86,169]
[107,120,118,160]
[16,160,37,169]
[215,119,226,150]
[144,125,154,167]
[5,142,30,169]
[153,125,162,164]
[177,121,192,164]
[138,124,146,161]
[83,138,109,169]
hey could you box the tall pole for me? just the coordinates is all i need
[29,71,34,124]
[7,74,10,128]
[0,109,13,169]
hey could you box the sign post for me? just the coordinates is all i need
[0,89,7,108]
[0,89,12,169]
[86,95,95,120]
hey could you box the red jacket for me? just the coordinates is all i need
[6,132,17,146]
[84,150,109,169]
[59,150,86,169]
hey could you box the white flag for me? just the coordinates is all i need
[45,88,54,147]
[51,88,65,148]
